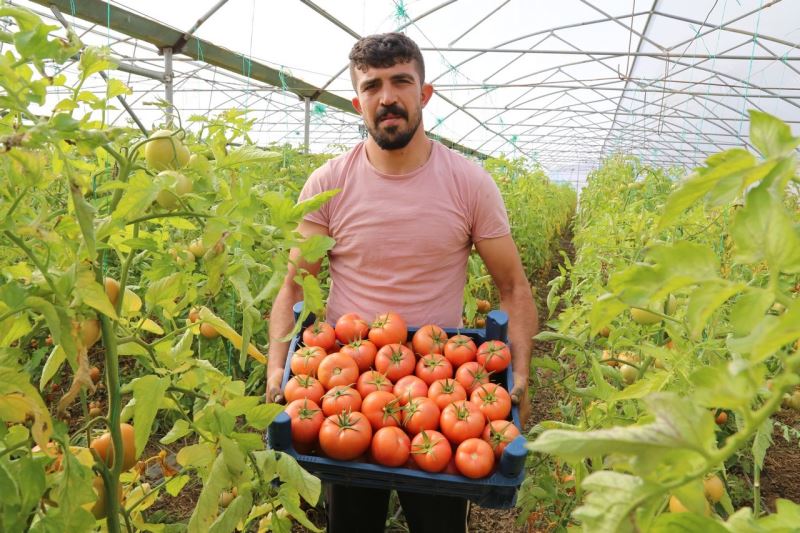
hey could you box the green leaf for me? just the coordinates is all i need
[758,499,800,529]
[296,234,335,263]
[690,364,760,410]
[658,149,754,229]
[730,288,774,338]
[25,297,77,366]
[160,419,192,445]
[74,267,118,320]
[215,145,280,169]
[145,272,184,314]
[752,417,773,471]
[275,452,321,506]
[176,442,217,472]
[164,474,190,497]
[609,371,669,402]
[110,171,160,224]
[572,472,664,533]
[293,189,340,218]
[246,403,284,430]
[278,485,323,532]
[187,454,232,533]
[650,512,728,533]
[130,375,169,459]
[727,303,800,362]
[749,110,800,158]
[79,46,116,80]
[528,393,716,465]
[105,78,131,99]
[588,294,628,335]
[209,488,253,533]
[39,345,65,389]
[731,184,800,274]
[298,274,324,316]
[69,181,97,259]
[685,280,744,340]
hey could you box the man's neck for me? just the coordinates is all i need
[364,130,432,175]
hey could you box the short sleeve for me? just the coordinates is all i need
[297,163,332,228]
[470,170,510,243]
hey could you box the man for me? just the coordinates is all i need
[266,32,537,533]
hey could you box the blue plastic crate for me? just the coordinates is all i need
[267,303,527,509]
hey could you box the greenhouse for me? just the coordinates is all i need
[1,1,799,532]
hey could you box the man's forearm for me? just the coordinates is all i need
[267,281,302,379]
[501,282,538,385]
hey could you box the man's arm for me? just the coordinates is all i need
[474,234,538,421]
[266,219,329,403]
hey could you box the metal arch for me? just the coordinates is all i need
[448,0,511,46]
[578,0,666,51]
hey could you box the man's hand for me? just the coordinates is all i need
[266,367,286,404]
[509,372,531,427]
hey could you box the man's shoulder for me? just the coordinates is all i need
[308,142,365,186]
[432,141,492,184]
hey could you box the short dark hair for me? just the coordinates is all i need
[349,33,425,86]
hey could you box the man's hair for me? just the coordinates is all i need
[349,33,425,86]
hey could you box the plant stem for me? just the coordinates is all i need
[126,212,212,226]
[3,231,65,305]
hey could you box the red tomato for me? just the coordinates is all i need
[455,362,490,394]
[444,335,477,367]
[412,324,448,355]
[361,391,403,431]
[393,375,428,405]
[371,426,410,467]
[285,398,324,445]
[476,340,511,372]
[455,438,495,478]
[410,430,451,473]
[302,321,337,352]
[290,345,326,377]
[427,378,467,410]
[321,385,362,417]
[335,313,370,344]
[374,343,416,382]
[316,353,359,390]
[402,396,440,435]
[340,338,377,373]
[369,312,408,348]
[482,420,521,458]
[415,353,454,385]
[440,400,485,445]
[470,383,512,421]
[284,374,325,405]
[356,370,394,398]
[318,411,373,460]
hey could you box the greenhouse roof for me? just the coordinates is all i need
[6,0,800,185]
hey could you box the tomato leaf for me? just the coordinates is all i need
[729,288,774,338]
[758,499,800,529]
[160,419,192,445]
[215,145,280,169]
[572,471,664,533]
[74,267,118,320]
[650,512,728,533]
[0,367,53,450]
[749,110,800,158]
[245,403,284,430]
[278,484,323,532]
[752,417,773,471]
[690,364,761,410]
[275,451,321,506]
[144,272,184,315]
[176,442,217,474]
[208,488,253,533]
[727,303,800,362]
[685,280,745,340]
[130,374,169,460]
[187,454,232,533]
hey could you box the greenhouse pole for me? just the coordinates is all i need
[164,47,174,127]
[304,97,311,154]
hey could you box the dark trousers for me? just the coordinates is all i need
[325,484,469,533]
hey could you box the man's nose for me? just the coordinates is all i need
[378,86,398,106]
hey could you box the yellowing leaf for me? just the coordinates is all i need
[197,307,266,364]
[137,318,164,335]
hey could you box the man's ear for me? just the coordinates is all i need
[352,96,362,114]
[420,83,434,108]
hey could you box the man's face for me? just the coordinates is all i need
[351,61,432,150]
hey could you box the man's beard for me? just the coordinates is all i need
[367,104,421,150]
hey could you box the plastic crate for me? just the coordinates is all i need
[266,303,527,508]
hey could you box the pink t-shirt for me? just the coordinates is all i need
[297,141,510,328]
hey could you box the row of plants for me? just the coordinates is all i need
[522,114,800,531]
[0,6,340,532]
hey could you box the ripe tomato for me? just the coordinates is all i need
[303,321,337,352]
[455,362,490,394]
[361,391,403,430]
[415,353,453,385]
[318,411,373,461]
[90,423,137,471]
[340,338,377,373]
[290,345,326,377]
[440,401,485,445]
[369,312,407,348]
[316,353,359,390]
[393,375,428,405]
[402,396,440,435]
[410,430,451,473]
[284,374,325,405]
[285,399,324,447]
[371,426,411,467]
[470,383,512,421]
[411,324,448,355]
[444,334,477,367]
[482,420,521,458]
[321,386,362,417]
[455,438,495,478]
[427,378,467,410]
[374,343,416,381]
[335,312,370,344]
[476,340,511,372]
[356,370,394,397]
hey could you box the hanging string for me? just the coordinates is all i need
[694,0,728,163]
[737,0,764,141]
